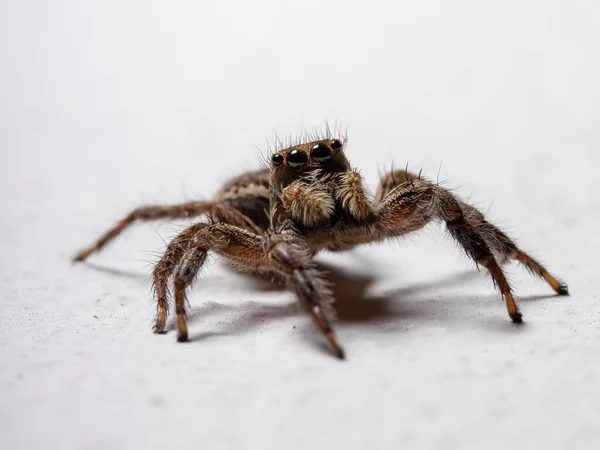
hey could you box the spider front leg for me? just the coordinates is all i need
[152,221,343,357]
[152,223,210,337]
[377,173,528,322]
[457,202,568,295]
[266,227,345,359]
[152,222,266,340]
[377,170,568,296]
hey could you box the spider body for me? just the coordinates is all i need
[74,134,568,359]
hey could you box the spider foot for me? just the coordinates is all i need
[510,311,524,324]
[557,284,569,296]
[326,332,346,360]
[152,322,167,334]
[73,247,95,262]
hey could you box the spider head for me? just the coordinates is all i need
[269,139,350,185]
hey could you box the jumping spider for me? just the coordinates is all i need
[74,133,568,359]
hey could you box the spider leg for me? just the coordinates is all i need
[458,202,568,295]
[152,222,210,336]
[267,228,344,359]
[172,246,209,342]
[73,199,267,262]
[375,169,420,204]
[376,168,568,292]
[73,201,215,262]
[153,221,343,357]
[153,222,266,341]
[376,174,524,323]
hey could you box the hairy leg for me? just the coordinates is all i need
[377,169,568,293]
[171,247,208,341]
[458,202,568,295]
[72,198,268,262]
[153,222,267,340]
[376,172,529,322]
[152,222,211,335]
[73,201,214,261]
[152,221,343,357]
[266,225,344,359]
[375,168,421,205]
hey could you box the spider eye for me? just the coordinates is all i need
[310,143,331,162]
[272,153,284,166]
[287,149,308,168]
[330,139,342,150]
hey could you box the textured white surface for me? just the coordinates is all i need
[1,1,599,449]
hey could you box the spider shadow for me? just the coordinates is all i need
[184,261,491,342]
[78,261,150,281]
[185,259,564,345]
[81,257,563,347]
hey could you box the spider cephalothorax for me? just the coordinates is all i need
[74,132,568,359]
[269,138,372,229]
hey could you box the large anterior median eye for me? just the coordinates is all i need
[287,149,308,168]
[310,143,331,162]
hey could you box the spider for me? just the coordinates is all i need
[74,132,568,359]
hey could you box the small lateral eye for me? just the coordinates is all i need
[330,139,342,150]
[287,149,308,168]
[272,153,284,166]
[310,143,331,162]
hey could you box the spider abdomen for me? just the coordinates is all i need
[214,168,271,231]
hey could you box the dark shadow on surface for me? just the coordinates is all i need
[329,265,481,322]
[183,262,492,342]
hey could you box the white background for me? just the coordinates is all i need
[1,1,599,449]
